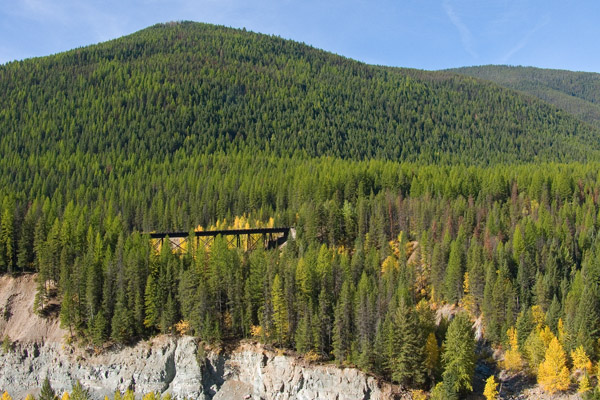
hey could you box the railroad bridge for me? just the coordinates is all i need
[149,227,294,253]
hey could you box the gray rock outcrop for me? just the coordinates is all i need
[0,337,404,400]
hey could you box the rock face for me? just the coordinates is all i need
[0,337,404,400]
[0,274,403,399]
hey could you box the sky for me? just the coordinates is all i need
[0,0,599,72]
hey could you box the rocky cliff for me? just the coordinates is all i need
[0,274,404,399]
[0,336,404,400]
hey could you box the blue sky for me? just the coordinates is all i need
[1,0,598,72]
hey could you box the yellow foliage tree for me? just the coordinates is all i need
[122,389,135,400]
[531,305,545,329]
[571,345,593,374]
[61,392,70,400]
[424,332,439,378]
[381,255,399,275]
[461,272,477,317]
[503,326,523,372]
[538,337,571,394]
[578,374,591,393]
[410,390,427,400]
[539,326,555,348]
[174,320,191,336]
[142,392,159,400]
[483,375,499,400]
[25,395,35,400]
[1,392,12,400]
[557,318,568,346]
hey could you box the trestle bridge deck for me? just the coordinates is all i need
[148,227,293,252]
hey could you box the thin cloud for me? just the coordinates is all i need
[500,15,550,64]
[12,0,69,23]
[443,0,477,58]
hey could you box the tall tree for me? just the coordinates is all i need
[538,337,570,394]
[441,313,476,395]
[271,274,288,346]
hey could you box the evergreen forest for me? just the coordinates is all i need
[2,21,600,398]
[450,65,600,130]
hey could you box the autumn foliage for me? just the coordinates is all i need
[537,337,570,394]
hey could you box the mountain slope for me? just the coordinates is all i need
[1,22,599,165]
[449,65,600,129]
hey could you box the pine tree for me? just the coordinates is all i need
[444,240,464,304]
[111,290,133,343]
[523,328,546,370]
[441,312,475,394]
[295,311,313,354]
[538,337,570,394]
[90,310,108,346]
[160,293,178,333]
[0,206,15,274]
[332,280,353,364]
[389,298,426,387]
[144,273,159,329]
[39,377,56,400]
[271,274,288,345]
[70,382,90,400]
[574,284,599,359]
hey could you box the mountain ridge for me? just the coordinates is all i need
[449,64,600,130]
[1,21,599,165]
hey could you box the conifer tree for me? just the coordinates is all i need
[571,345,592,374]
[39,377,56,400]
[424,332,440,383]
[111,290,133,343]
[90,310,108,346]
[332,280,354,363]
[271,274,288,345]
[144,273,159,329]
[295,310,313,354]
[0,206,15,273]
[538,337,570,394]
[444,240,464,304]
[389,299,426,387]
[503,326,523,372]
[70,382,90,400]
[441,312,475,394]
[578,373,590,393]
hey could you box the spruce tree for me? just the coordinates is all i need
[389,299,426,387]
[271,274,288,346]
[332,280,353,363]
[444,240,464,304]
[441,312,475,395]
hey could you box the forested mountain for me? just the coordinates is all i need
[2,21,600,399]
[1,22,600,165]
[450,65,600,129]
